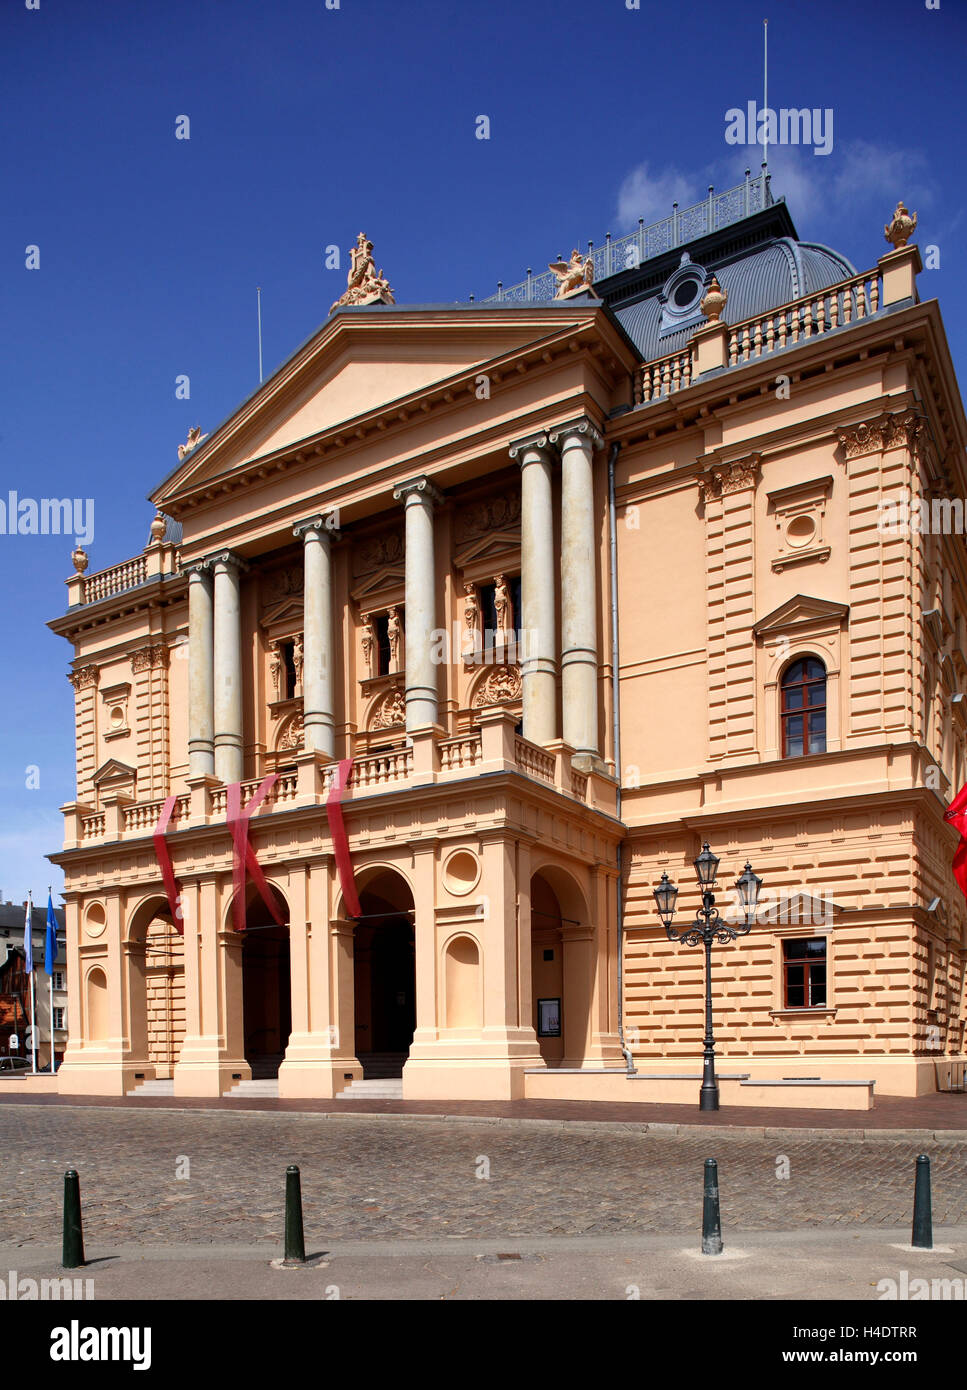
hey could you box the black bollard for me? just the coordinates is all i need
[283,1165,307,1266]
[62,1169,85,1269]
[702,1157,723,1255]
[911,1154,933,1250]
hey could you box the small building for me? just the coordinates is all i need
[0,901,68,1068]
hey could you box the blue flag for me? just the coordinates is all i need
[45,892,58,975]
[23,897,33,974]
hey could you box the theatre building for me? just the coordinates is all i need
[49,176,967,1108]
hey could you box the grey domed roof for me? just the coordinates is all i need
[612,234,855,362]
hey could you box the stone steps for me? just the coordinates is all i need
[129,1078,175,1097]
[224,1078,280,1098]
[337,1077,404,1100]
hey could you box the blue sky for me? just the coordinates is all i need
[0,0,963,903]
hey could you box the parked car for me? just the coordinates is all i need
[0,1056,31,1073]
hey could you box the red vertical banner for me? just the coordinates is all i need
[944,783,967,901]
[227,775,286,933]
[153,795,184,935]
[326,758,361,919]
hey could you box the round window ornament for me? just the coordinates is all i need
[786,514,816,548]
[85,902,107,939]
[443,849,480,897]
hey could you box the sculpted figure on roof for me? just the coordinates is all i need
[331,233,396,313]
[549,248,595,299]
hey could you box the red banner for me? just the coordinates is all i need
[945,783,967,901]
[152,795,184,935]
[326,758,361,919]
[227,775,286,933]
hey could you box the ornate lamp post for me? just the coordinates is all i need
[653,844,762,1111]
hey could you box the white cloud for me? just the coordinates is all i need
[615,163,699,231]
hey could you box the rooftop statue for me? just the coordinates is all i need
[331,233,396,313]
[700,274,728,323]
[178,426,208,461]
[885,201,918,250]
[549,249,594,300]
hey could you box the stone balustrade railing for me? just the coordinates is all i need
[351,747,413,788]
[439,734,483,771]
[65,725,606,848]
[637,266,884,404]
[83,555,148,603]
[514,736,556,785]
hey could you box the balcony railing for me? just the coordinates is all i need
[483,170,773,305]
[638,266,884,404]
[83,555,148,603]
[65,724,604,848]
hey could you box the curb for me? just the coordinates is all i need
[5,1099,966,1143]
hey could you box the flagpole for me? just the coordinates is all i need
[28,893,37,1074]
[49,972,54,1072]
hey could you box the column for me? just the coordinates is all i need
[212,551,244,783]
[186,563,215,777]
[550,417,604,759]
[293,516,336,757]
[509,432,556,745]
[393,477,442,731]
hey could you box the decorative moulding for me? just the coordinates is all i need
[767,475,833,573]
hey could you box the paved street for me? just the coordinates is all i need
[2,1104,966,1248]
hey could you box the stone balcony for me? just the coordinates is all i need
[60,709,617,850]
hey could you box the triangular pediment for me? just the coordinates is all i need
[260,597,305,631]
[92,759,137,787]
[754,594,849,636]
[351,564,406,603]
[152,309,581,506]
[454,529,522,574]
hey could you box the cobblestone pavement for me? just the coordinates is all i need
[2,1106,965,1247]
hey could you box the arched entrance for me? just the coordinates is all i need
[127,897,185,1079]
[353,869,415,1079]
[530,867,591,1068]
[239,886,291,1079]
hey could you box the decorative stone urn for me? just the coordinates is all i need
[885,201,918,249]
[700,274,728,323]
[149,513,166,543]
[71,546,89,574]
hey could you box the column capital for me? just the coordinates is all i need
[509,430,551,463]
[393,476,443,507]
[209,549,249,574]
[182,557,215,578]
[549,416,604,452]
[293,512,339,541]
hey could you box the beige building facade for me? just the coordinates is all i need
[49,182,967,1108]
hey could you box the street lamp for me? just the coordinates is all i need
[653,843,762,1111]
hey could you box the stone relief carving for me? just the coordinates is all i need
[454,493,521,542]
[835,411,926,460]
[68,665,100,690]
[353,531,404,577]
[370,687,405,730]
[131,643,169,673]
[262,566,304,603]
[698,455,761,502]
[277,712,304,750]
[472,665,522,707]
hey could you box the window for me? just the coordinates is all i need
[375,613,391,676]
[53,1008,64,1030]
[783,937,827,1008]
[53,972,64,991]
[781,658,827,757]
[280,641,297,700]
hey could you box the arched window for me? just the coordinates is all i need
[781,658,827,757]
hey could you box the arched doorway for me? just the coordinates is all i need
[239,886,291,1079]
[530,867,591,1068]
[353,869,415,1079]
[127,897,185,1078]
